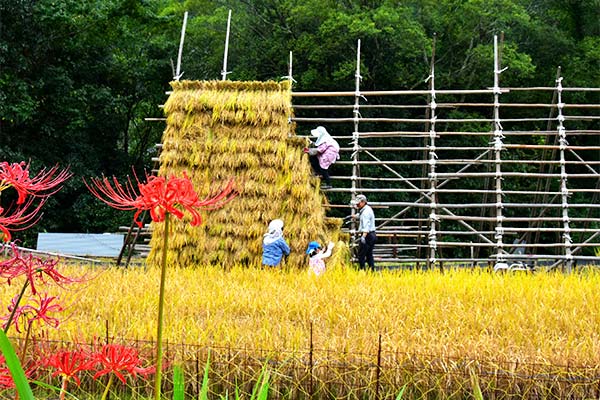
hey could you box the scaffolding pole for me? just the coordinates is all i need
[350,40,362,234]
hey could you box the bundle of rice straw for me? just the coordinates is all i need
[147,80,342,268]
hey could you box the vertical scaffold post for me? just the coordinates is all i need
[351,40,362,229]
[174,11,188,81]
[221,9,232,81]
[555,73,573,272]
[426,44,439,270]
[286,51,294,84]
[492,35,507,269]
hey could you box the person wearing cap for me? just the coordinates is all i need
[306,240,335,276]
[353,194,376,270]
[304,126,340,189]
[262,219,290,267]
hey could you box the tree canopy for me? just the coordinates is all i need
[0,0,597,244]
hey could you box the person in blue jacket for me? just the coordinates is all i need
[262,219,290,267]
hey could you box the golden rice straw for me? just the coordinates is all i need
[148,80,343,267]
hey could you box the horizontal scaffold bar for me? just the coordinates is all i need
[313,130,600,138]
[376,228,600,235]
[334,145,600,151]
[292,116,596,124]
[432,241,600,247]
[431,172,599,178]
[434,216,600,222]
[360,202,600,208]
[334,159,600,166]
[503,87,600,92]
[324,188,600,195]
[292,103,600,109]
[291,89,507,97]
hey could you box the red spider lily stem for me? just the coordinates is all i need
[154,213,169,400]
[59,376,69,400]
[20,319,33,360]
[101,373,114,400]
[3,281,29,334]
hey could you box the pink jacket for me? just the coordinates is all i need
[316,141,340,169]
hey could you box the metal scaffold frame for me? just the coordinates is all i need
[291,35,600,271]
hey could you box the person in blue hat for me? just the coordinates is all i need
[306,240,335,276]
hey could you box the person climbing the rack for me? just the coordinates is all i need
[353,194,376,271]
[304,126,340,189]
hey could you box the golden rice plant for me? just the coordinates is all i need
[4,264,600,372]
[149,80,340,267]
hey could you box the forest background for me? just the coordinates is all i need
[1,0,598,246]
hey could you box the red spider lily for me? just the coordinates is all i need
[93,343,155,384]
[85,172,237,228]
[0,197,45,242]
[0,161,72,205]
[27,293,64,329]
[0,242,80,294]
[1,294,30,332]
[44,348,95,387]
[0,355,35,389]
[1,293,63,332]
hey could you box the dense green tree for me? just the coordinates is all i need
[0,0,597,245]
[0,0,174,244]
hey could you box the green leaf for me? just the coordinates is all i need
[199,352,210,400]
[470,368,484,400]
[0,329,34,399]
[173,365,184,400]
[250,365,270,400]
[395,384,407,400]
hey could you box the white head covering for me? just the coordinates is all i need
[311,126,335,147]
[263,219,284,245]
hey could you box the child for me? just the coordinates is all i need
[262,219,290,267]
[306,240,335,276]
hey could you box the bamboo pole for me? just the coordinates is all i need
[371,228,600,235]
[497,87,600,91]
[334,159,600,165]
[293,102,600,109]
[221,9,232,80]
[292,89,509,97]
[350,39,362,238]
[352,202,600,209]
[333,145,600,151]
[323,187,600,195]
[555,73,574,272]
[174,11,188,81]
[426,44,439,269]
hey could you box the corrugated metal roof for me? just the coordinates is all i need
[36,233,124,257]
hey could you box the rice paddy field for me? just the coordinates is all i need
[4,260,600,399]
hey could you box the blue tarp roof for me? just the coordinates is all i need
[36,233,124,257]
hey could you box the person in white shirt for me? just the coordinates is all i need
[353,194,376,270]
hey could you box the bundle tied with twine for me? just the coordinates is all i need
[147,80,344,268]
